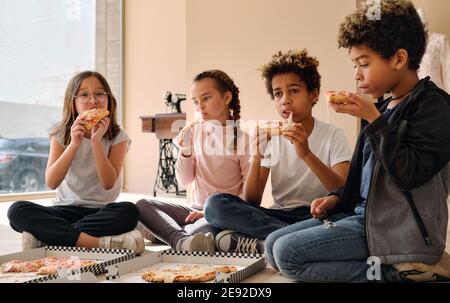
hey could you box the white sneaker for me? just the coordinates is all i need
[99,230,145,255]
[22,231,45,251]
[176,233,215,253]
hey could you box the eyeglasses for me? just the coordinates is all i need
[74,92,109,104]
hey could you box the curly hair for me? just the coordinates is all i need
[259,49,321,105]
[193,70,241,151]
[337,0,427,71]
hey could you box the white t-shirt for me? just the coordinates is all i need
[261,118,353,209]
[53,128,131,208]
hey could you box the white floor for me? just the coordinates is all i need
[0,193,292,283]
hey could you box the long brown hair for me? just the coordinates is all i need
[193,70,241,151]
[50,71,120,146]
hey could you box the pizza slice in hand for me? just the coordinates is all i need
[80,108,110,130]
[261,112,294,136]
[325,91,351,105]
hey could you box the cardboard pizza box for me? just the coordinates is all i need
[0,246,135,283]
[101,249,266,283]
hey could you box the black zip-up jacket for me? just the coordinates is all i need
[330,77,450,265]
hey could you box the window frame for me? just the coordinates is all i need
[0,0,123,202]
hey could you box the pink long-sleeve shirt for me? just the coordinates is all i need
[175,121,250,210]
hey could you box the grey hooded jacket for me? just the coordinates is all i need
[331,77,450,265]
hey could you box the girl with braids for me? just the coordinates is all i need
[136,70,250,252]
[204,49,353,254]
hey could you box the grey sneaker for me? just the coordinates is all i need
[22,231,45,251]
[99,230,145,255]
[215,230,264,254]
[176,233,215,253]
[394,251,450,282]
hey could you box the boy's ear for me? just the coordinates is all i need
[392,49,409,71]
[310,89,319,103]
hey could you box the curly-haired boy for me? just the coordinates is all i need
[204,49,353,254]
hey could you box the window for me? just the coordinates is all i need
[0,0,122,194]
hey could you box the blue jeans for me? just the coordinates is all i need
[204,193,311,239]
[265,213,380,282]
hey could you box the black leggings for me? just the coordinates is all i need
[136,199,220,248]
[7,201,139,246]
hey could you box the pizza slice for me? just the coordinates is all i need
[36,257,96,275]
[141,264,238,283]
[80,108,110,130]
[1,259,44,273]
[1,257,97,276]
[325,91,351,104]
[261,112,294,136]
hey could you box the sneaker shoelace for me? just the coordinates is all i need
[235,237,259,254]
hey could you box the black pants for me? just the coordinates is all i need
[136,199,221,248]
[7,201,140,246]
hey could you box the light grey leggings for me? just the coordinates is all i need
[136,199,221,248]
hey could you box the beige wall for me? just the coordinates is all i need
[123,0,186,193]
[413,0,450,39]
[186,0,358,204]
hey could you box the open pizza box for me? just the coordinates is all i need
[0,246,135,283]
[101,250,266,283]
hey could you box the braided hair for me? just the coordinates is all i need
[193,70,241,151]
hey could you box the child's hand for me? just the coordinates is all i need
[329,92,381,123]
[178,120,200,146]
[185,211,204,223]
[70,115,87,147]
[250,125,270,158]
[91,117,110,144]
[177,129,194,157]
[282,123,311,159]
[177,120,199,156]
[310,195,340,219]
